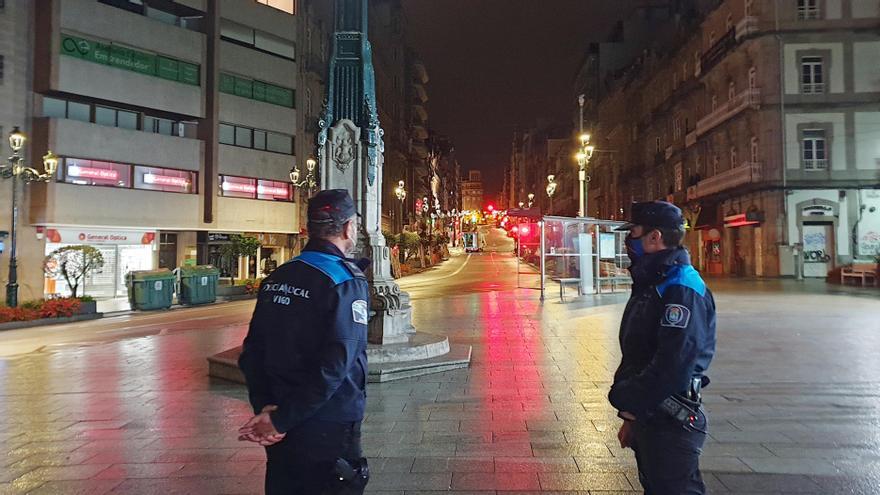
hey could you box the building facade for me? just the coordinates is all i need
[586,0,880,278]
[17,0,302,301]
[461,170,484,212]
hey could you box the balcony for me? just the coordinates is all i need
[692,161,762,198]
[412,82,428,103]
[412,61,429,85]
[735,16,759,40]
[685,131,698,148]
[696,88,760,137]
[412,103,428,123]
[700,28,737,74]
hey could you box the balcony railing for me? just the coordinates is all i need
[685,131,698,148]
[735,16,759,40]
[696,88,760,137]
[700,28,737,74]
[692,161,762,198]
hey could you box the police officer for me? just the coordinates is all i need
[237,189,370,494]
[608,201,717,495]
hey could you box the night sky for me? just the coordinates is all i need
[403,0,636,199]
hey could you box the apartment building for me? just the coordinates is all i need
[17,0,301,300]
[461,170,484,213]
[589,0,880,278]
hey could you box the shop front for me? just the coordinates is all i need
[197,231,296,281]
[44,227,157,298]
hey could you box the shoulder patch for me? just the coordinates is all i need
[661,304,691,328]
[295,251,354,285]
[352,299,369,325]
[656,264,707,297]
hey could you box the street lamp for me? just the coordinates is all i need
[527,193,535,208]
[0,127,58,307]
[546,174,557,215]
[575,133,595,218]
[290,156,317,190]
[518,201,524,209]
[394,180,406,232]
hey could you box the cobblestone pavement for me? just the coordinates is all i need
[1,234,879,493]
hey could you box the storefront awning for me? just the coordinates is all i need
[693,204,717,230]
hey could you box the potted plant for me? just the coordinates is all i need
[76,295,97,315]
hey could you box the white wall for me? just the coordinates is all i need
[784,43,845,94]
[219,145,293,181]
[216,197,299,233]
[50,118,203,171]
[854,112,880,170]
[854,42,880,93]
[825,0,843,19]
[785,113,846,170]
[852,0,880,18]
[58,58,204,117]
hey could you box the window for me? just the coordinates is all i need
[711,94,718,111]
[219,122,294,155]
[726,15,733,31]
[42,97,67,119]
[801,56,825,93]
[134,165,197,193]
[682,62,689,81]
[145,116,175,136]
[728,81,736,100]
[221,19,296,60]
[712,153,720,175]
[220,175,292,202]
[95,106,138,130]
[746,0,754,16]
[730,146,738,168]
[0,55,4,82]
[62,158,131,188]
[219,124,235,145]
[797,0,820,20]
[748,67,757,89]
[219,72,295,108]
[750,136,759,163]
[67,102,91,122]
[802,129,827,170]
[709,31,716,46]
[235,127,253,148]
[256,0,295,14]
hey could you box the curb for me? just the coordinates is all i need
[0,312,104,332]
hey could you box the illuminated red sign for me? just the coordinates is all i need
[257,184,289,197]
[144,173,189,188]
[68,165,119,181]
[222,181,256,194]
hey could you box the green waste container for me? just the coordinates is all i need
[126,269,175,310]
[178,265,220,306]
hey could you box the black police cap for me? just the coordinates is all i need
[308,189,358,224]
[615,201,685,231]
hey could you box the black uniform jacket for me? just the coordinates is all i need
[609,247,717,419]
[238,239,370,433]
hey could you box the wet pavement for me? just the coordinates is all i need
[1,228,880,494]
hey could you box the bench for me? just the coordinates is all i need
[840,263,878,287]
[557,278,581,302]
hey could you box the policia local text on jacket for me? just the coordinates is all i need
[238,238,370,494]
[609,246,717,494]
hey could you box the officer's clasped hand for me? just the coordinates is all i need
[238,405,287,446]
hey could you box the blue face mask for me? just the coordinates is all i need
[625,235,645,262]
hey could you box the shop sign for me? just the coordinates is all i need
[60,34,200,87]
[144,173,190,188]
[723,211,763,228]
[69,165,119,181]
[207,233,231,242]
[45,228,157,245]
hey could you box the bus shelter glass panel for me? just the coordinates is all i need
[540,216,631,299]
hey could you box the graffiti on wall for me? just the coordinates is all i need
[803,231,830,264]
[859,231,879,257]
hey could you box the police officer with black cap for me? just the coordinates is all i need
[609,201,717,495]
[238,189,371,494]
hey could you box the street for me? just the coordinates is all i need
[1,229,880,494]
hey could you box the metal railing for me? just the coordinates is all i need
[735,16,759,40]
[802,82,825,94]
[696,88,760,137]
[804,159,828,171]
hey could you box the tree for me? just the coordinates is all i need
[220,235,261,284]
[43,245,105,298]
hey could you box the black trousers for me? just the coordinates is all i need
[264,420,364,495]
[632,409,708,495]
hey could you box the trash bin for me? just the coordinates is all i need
[177,265,220,306]
[126,269,175,310]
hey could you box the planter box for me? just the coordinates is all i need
[77,300,98,315]
[217,285,248,297]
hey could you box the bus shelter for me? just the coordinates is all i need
[537,216,632,301]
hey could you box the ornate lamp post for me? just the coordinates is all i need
[518,201,524,209]
[546,174,557,215]
[527,193,535,208]
[290,156,318,191]
[1,127,59,307]
[394,180,406,232]
[575,133,595,217]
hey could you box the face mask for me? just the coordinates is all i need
[625,235,645,262]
